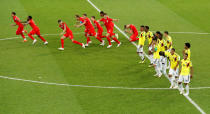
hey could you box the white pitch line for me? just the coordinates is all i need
[86,0,206,114]
[0,75,209,90]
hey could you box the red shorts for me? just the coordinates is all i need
[64,32,74,39]
[107,27,114,34]
[16,25,24,35]
[29,28,40,36]
[87,29,96,36]
[130,33,139,41]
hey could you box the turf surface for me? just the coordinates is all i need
[0,0,210,113]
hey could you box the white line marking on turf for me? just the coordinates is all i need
[0,75,209,90]
[86,0,206,113]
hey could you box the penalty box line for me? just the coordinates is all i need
[86,0,206,114]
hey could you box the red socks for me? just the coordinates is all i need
[28,34,35,40]
[106,36,112,45]
[39,36,46,42]
[20,33,25,39]
[61,39,64,48]
[87,37,91,44]
[113,37,120,44]
[73,40,83,46]
[96,37,102,42]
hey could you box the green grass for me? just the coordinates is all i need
[0,0,210,113]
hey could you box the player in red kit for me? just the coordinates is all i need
[23,16,48,45]
[124,24,139,42]
[57,20,85,51]
[90,16,105,46]
[75,14,103,47]
[11,12,27,42]
[99,12,121,48]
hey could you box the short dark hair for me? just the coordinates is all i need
[100,11,105,14]
[185,53,188,57]
[159,51,165,56]
[83,14,87,16]
[124,25,127,29]
[58,20,62,23]
[12,12,16,15]
[104,13,107,15]
[156,31,161,34]
[164,31,169,35]
[145,26,149,30]
[153,37,157,41]
[171,48,175,51]
[75,15,80,18]
[185,43,191,48]
[28,16,32,19]
[91,16,95,19]
[140,25,144,28]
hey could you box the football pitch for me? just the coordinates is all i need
[0,0,210,113]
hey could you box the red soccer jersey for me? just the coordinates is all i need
[93,20,103,30]
[79,17,84,23]
[130,24,138,34]
[99,18,109,28]
[13,16,23,26]
[28,19,39,30]
[105,17,114,29]
[59,22,71,33]
[84,18,94,30]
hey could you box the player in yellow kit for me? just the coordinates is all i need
[183,43,191,60]
[178,53,193,96]
[164,31,173,69]
[145,26,154,66]
[158,33,167,76]
[137,25,146,63]
[152,37,161,77]
[166,48,180,88]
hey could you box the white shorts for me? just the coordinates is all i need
[153,59,160,65]
[178,75,190,83]
[137,46,143,53]
[169,68,179,77]
[148,45,153,51]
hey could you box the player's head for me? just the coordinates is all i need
[58,19,62,25]
[91,16,95,21]
[153,37,157,44]
[155,31,161,37]
[164,31,169,37]
[75,15,80,20]
[11,12,16,16]
[83,14,87,18]
[140,25,145,31]
[159,51,165,56]
[170,48,175,55]
[27,16,32,21]
[145,26,149,32]
[104,13,108,18]
[158,32,163,40]
[185,42,191,49]
[100,11,105,17]
[124,24,129,29]
[184,53,188,60]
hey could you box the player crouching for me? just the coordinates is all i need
[124,24,139,42]
[58,20,85,51]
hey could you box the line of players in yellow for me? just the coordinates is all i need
[126,25,193,96]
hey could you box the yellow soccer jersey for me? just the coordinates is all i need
[166,35,172,49]
[138,31,146,46]
[158,39,166,52]
[146,31,153,45]
[168,53,180,69]
[153,44,160,59]
[184,49,191,60]
[180,59,192,76]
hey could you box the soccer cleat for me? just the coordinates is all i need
[170,85,173,89]
[111,40,115,42]
[115,33,119,39]
[82,43,86,48]
[44,41,48,45]
[153,73,158,76]
[117,42,121,47]
[32,39,37,45]
[148,64,153,67]
[85,43,89,47]
[23,39,27,42]
[88,41,92,44]
[58,47,64,51]
[107,45,112,48]
[100,40,105,46]
[139,58,145,64]
[158,73,162,77]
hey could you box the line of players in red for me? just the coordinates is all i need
[11,11,122,51]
